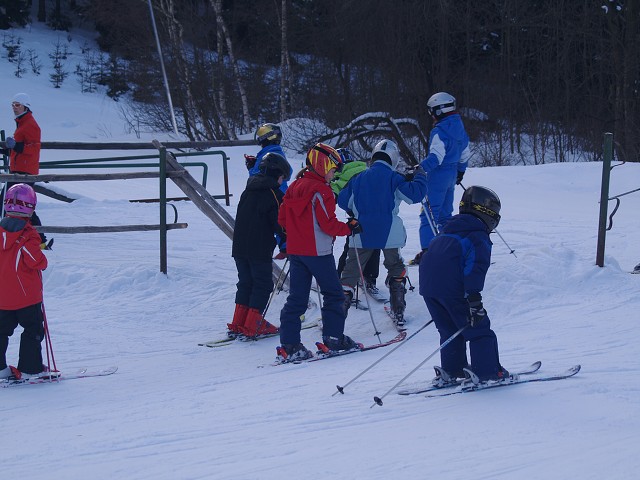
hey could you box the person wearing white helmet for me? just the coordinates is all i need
[412,92,471,266]
[1,93,49,248]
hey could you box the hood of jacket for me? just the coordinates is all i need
[285,170,328,216]
[441,213,489,235]
[0,217,29,251]
[245,173,280,192]
[434,114,467,142]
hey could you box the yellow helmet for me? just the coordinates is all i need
[255,123,282,146]
[306,143,343,176]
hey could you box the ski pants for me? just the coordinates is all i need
[234,257,273,312]
[0,303,45,374]
[337,235,380,281]
[419,167,457,248]
[422,296,501,381]
[340,247,405,289]
[279,254,345,344]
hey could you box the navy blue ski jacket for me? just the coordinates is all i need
[419,213,492,299]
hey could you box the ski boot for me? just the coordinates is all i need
[277,343,313,363]
[226,304,249,339]
[388,276,407,327]
[319,334,362,353]
[240,308,279,338]
[342,286,354,314]
[431,366,465,388]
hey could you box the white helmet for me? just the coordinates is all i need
[12,93,31,109]
[427,92,456,119]
[372,139,401,170]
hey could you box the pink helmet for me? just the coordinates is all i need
[4,183,37,217]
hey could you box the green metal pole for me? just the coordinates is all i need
[159,147,168,274]
[222,152,230,206]
[595,132,613,267]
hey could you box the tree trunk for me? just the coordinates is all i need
[210,0,252,132]
[278,0,291,121]
[37,0,46,22]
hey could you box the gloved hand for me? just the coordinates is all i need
[273,250,287,260]
[346,218,363,235]
[456,170,465,185]
[413,165,426,177]
[5,137,16,149]
[244,154,257,170]
[467,292,486,327]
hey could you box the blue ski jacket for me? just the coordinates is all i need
[420,113,470,174]
[338,160,427,249]
[419,213,492,299]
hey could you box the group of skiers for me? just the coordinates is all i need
[0,90,508,386]
[229,91,510,385]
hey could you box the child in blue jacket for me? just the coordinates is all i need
[419,185,509,384]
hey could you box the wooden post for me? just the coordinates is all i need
[159,146,168,274]
[596,133,613,267]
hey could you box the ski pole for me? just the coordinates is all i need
[261,257,289,319]
[371,324,468,407]
[41,302,59,382]
[333,318,433,396]
[352,237,382,343]
[459,183,516,258]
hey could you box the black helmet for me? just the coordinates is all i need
[259,152,291,181]
[459,186,501,230]
[255,123,282,147]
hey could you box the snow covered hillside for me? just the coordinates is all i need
[2,23,640,480]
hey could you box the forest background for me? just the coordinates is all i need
[2,0,638,165]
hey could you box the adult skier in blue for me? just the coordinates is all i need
[420,186,509,385]
[338,140,428,327]
[412,92,471,265]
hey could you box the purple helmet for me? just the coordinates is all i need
[4,183,37,217]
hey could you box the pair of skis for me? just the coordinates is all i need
[394,361,581,399]
[1,366,118,388]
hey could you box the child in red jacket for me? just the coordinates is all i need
[276,143,362,362]
[0,184,50,380]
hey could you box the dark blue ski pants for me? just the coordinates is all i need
[423,296,501,380]
[279,254,346,345]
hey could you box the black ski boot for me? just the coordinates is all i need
[342,286,354,314]
[388,276,407,327]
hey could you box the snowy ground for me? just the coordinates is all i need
[1,22,640,480]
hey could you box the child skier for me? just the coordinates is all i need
[0,184,51,380]
[338,140,428,327]
[419,185,509,385]
[331,148,383,301]
[228,153,292,338]
[245,123,292,259]
[277,143,362,361]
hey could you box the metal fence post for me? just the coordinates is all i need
[595,132,613,267]
[159,146,168,274]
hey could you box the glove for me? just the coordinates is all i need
[273,250,287,260]
[467,292,486,327]
[346,218,363,235]
[456,170,465,185]
[5,137,16,149]
[244,154,257,170]
[413,165,426,177]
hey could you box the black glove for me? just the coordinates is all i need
[456,170,465,185]
[347,218,363,234]
[467,292,486,327]
[244,154,257,170]
[5,137,16,149]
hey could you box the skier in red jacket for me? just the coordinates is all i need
[0,184,50,380]
[276,143,363,362]
[1,93,48,247]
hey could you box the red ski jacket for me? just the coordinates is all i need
[278,170,351,256]
[10,111,41,175]
[0,217,47,310]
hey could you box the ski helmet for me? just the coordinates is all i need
[459,186,501,231]
[427,92,456,119]
[4,183,37,217]
[259,152,291,181]
[336,148,354,164]
[371,139,401,170]
[306,143,343,176]
[255,123,282,147]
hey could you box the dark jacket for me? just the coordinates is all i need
[232,174,285,260]
[419,213,492,299]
